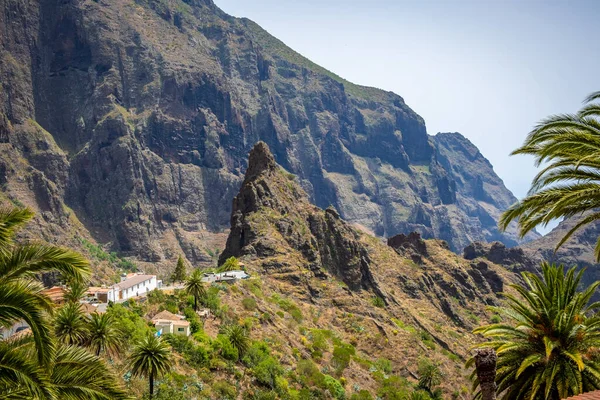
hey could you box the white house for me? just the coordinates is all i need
[151,311,190,336]
[106,274,157,302]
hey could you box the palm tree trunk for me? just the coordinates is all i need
[149,372,154,397]
[194,295,198,311]
[96,346,100,357]
[475,348,497,400]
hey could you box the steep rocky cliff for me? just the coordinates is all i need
[0,0,534,268]
[216,142,521,395]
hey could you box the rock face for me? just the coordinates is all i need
[518,215,600,294]
[220,142,388,300]
[0,0,535,265]
[222,142,512,321]
[463,241,537,273]
[215,142,523,397]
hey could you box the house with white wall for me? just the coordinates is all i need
[151,311,190,336]
[106,274,157,302]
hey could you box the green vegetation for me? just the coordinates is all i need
[80,238,137,271]
[87,312,123,357]
[129,333,172,397]
[171,255,187,283]
[500,90,600,261]
[417,359,442,398]
[219,256,240,272]
[270,294,303,323]
[0,206,128,398]
[54,302,89,346]
[242,296,258,311]
[184,269,206,311]
[221,324,250,357]
[469,263,600,399]
[371,296,386,308]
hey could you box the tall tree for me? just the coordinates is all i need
[500,91,600,260]
[63,280,88,304]
[0,207,89,365]
[0,206,128,399]
[54,302,89,346]
[87,312,122,357]
[468,263,600,400]
[171,255,187,283]
[184,269,206,311]
[129,334,172,397]
[221,324,249,357]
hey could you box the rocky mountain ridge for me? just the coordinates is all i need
[0,0,535,271]
[215,141,521,395]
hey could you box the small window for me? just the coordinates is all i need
[178,328,184,332]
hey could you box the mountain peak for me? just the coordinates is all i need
[244,141,277,182]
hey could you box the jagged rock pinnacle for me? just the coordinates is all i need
[244,141,278,182]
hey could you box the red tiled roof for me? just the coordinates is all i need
[41,287,65,303]
[566,391,600,400]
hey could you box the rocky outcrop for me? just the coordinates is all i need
[222,143,518,331]
[0,0,536,267]
[387,232,429,264]
[220,142,388,300]
[463,241,537,273]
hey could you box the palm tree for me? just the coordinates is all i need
[54,302,89,346]
[0,206,128,399]
[184,269,206,311]
[0,334,130,399]
[49,343,130,399]
[63,280,88,304]
[129,334,172,397]
[468,263,600,400]
[0,206,90,365]
[417,358,442,396]
[221,324,250,357]
[500,91,600,260]
[87,312,122,357]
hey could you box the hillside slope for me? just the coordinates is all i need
[213,141,523,396]
[0,0,535,270]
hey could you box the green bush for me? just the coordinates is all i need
[295,359,325,388]
[242,297,258,311]
[490,314,502,323]
[324,375,346,399]
[212,380,237,399]
[164,334,209,367]
[253,357,284,388]
[331,342,356,375]
[214,335,239,362]
[105,303,151,344]
[243,341,271,368]
[376,375,411,400]
[351,390,374,400]
[375,358,392,374]
[243,389,278,400]
[372,297,385,308]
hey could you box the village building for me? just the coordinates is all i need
[201,270,250,284]
[151,310,190,336]
[104,273,158,302]
[41,286,66,305]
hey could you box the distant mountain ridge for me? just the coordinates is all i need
[0,0,536,269]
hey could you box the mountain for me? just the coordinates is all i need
[0,0,536,271]
[214,141,521,395]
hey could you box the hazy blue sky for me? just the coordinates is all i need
[214,0,599,232]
